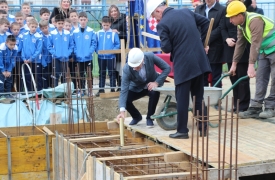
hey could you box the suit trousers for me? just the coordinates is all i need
[126,89,160,120]
[227,63,250,111]
[176,74,207,133]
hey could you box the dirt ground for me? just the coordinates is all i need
[93,95,166,121]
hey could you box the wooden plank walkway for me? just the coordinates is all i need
[124,114,275,168]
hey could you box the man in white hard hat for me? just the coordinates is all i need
[116,48,170,127]
[147,0,211,138]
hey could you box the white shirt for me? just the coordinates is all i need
[205,1,216,18]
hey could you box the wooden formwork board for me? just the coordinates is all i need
[0,122,111,180]
[54,127,195,180]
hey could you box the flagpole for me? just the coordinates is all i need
[143,0,147,48]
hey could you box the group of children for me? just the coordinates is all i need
[0,0,121,98]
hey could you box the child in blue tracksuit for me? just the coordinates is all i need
[10,22,22,92]
[39,20,53,88]
[0,35,18,97]
[47,14,73,87]
[0,18,11,44]
[72,12,97,94]
[21,19,43,92]
[96,16,120,96]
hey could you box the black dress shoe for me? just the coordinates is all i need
[129,118,142,125]
[169,132,189,139]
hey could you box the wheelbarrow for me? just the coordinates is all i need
[151,74,249,130]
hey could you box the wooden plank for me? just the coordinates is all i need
[98,47,161,55]
[107,121,119,130]
[97,153,164,161]
[99,92,120,99]
[0,122,108,136]
[142,32,160,41]
[164,151,189,163]
[69,135,120,143]
[124,172,195,180]
[85,145,148,152]
[0,171,49,180]
[42,126,54,135]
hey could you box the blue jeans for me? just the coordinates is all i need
[0,72,13,94]
[98,58,116,90]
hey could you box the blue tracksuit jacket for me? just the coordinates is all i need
[96,29,120,59]
[0,32,11,44]
[72,26,97,62]
[21,31,43,63]
[8,14,15,23]
[41,33,52,67]
[47,29,74,62]
[0,43,18,73]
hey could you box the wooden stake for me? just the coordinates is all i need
[119,118,125,146]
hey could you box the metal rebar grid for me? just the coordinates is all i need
[190,96,239,180]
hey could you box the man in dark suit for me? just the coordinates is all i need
[195,0,225,88]
[116,48,170,127]
[147,0,211,139]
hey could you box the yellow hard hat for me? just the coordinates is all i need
[226,1,246,17]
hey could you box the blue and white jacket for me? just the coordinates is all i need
[96,29,120,59]
[41,33,52,67]
[0,32,11,44]
[21,31,42,63]
[72,26,97,62]
[14,34,22,62]
[8,14,15,23]
[36,24,55,34]
[0,43,18,73]
[47,29,74,62]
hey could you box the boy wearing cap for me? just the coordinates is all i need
[116,48,170,127]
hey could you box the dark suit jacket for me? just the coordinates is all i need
[157,7,211,85]
[220,14,250,63]
[195,2,226,63]
[119,52,170,108]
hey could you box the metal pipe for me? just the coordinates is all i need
[235,99,240,180]
[222,96,228,180]
[229,97,234,179]
[205,96,210,180]
[218,99,222,180]
[202,100,205,180]
[196,110,199,179]
[190,96,196,180]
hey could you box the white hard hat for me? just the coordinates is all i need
[146,0,165,19]
[128,48,144,67]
